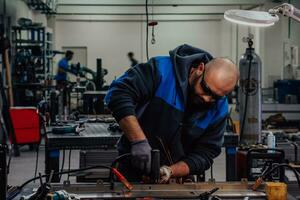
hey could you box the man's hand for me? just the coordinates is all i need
[159,165,173,183]
[131,139,152,174]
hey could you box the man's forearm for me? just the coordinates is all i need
[170,161,190,177]
[119,115,146,142]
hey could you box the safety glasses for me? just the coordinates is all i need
[200,70,225,100]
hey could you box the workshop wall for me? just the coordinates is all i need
[54,0,299,88]
[55,21,140,84]
[54,0,241,84]
[55,20,226,84]
[1,1,298,88]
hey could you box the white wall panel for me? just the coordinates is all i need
[55,19,226,84]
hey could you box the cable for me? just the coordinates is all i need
[262,163,300,188]
[240,41,253,143]
[59,149,65,181]
[110,153,132,169]
[11,153,131,196]
[18,165,112,191]
[33,145,40,183]
[6,144,12,174]
[109,153,131,189]
[13,159,133,199]
[13,164,130,199]
[67,150,72,181]
[145,0,149,60]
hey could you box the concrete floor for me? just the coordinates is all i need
[7,145,227,186]
[8,145,80,186]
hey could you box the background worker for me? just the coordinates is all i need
[55,50,74,115]
[127,51,138,67]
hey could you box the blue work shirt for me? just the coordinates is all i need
[55,58,69,81]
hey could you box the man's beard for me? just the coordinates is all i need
[187,76,215,112]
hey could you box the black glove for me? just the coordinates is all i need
[131,139,152,174]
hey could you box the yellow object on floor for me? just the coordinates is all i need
[266,182,287,200]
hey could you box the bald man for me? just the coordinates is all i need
[105,44,238,183]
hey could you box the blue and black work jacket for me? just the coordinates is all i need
[105,44,228,175]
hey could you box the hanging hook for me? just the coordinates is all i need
[151,26,156,44]
[148,21,158,45]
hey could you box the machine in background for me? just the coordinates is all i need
[274,80,300,104]
[237,148,285,182]
[49,58,108,123]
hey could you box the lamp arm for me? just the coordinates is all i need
[269,3,300,22]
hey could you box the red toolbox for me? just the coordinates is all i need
[9,107,41,144]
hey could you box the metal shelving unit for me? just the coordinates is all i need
[25,0,57,14]
[11,25,53,105]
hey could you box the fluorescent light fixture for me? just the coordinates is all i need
[224,10,279,27]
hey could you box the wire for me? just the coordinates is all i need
[18,165,112,191]
[33,145,40,183]
[145,0,149,60]
[67,150,72,181]
[240,44,253,143]
[11,157,128,198]
[6,145,12,174]
[109,153,131,189]
[110,153,132,169]
[262,163,300,188]
[15,156,133,199]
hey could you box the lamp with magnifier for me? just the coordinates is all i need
[224,3,300,144]
[224,3,300,27]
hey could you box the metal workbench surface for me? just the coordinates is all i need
[13,182,266,200]
[14,181,300,200]
[46,122,121,150]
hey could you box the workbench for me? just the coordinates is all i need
[45,122,121,182]
[14,181,300,199]
[45,125,239,183]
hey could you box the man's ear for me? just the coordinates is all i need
[197,62,205,71]
[196,63,205,76]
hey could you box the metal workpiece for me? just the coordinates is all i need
[48,182,267,199]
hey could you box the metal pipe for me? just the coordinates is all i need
[55,19,221,23]
[56,12,224,16]
[57,3,263,7]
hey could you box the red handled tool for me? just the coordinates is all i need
[112,168,133,191]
